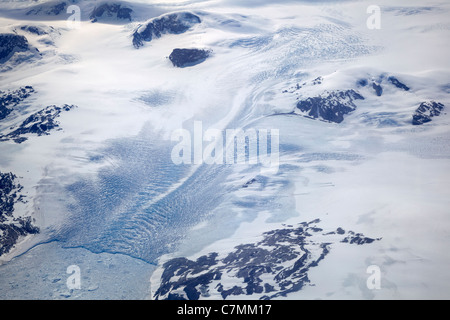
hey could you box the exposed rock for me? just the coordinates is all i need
[153,219,380,300]
[388,76,410,91]
[169,48,210,68]
[0,104,76,143]
[0,34,30,64]
[356,78,368,87]
[26,1,67,16]
[357,74,410,94]
[132,12,201,48]
[0,172,22,219]
[412,101,444,125]
[296,90,364,123]
[16,25,59,47]
[372,82,383,96]
[0,172,39,257]
[19,25,48,36]
[283,77,324,95]
[90,3,133,22]
[311,76,323,85]
[341,231,379,245]
[0,86,35,121]
[242,178,257,188]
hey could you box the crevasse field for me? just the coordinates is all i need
[0,0,449,300]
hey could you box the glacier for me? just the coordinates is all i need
[0,0,449,300]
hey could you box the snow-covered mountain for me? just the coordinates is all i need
[0,0,449,300]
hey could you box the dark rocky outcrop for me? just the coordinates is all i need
[25,1,67,16]
[19,25,48,36]
[132,12,201,48]
[412,101,444,125]
[0,34,30,64]
[356,78,368,87]
[153,219,380,300]
[90,3,133,22]
[357,74,410,94]
[242,178,257,188]
[0,104,76,143]
[0,172,39,257]
[341,230,378,245]
[296,90,364,123]
[388,76,410,91]
[168,48,210,68]
[372,82,383,96]
[0,86,35,121]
